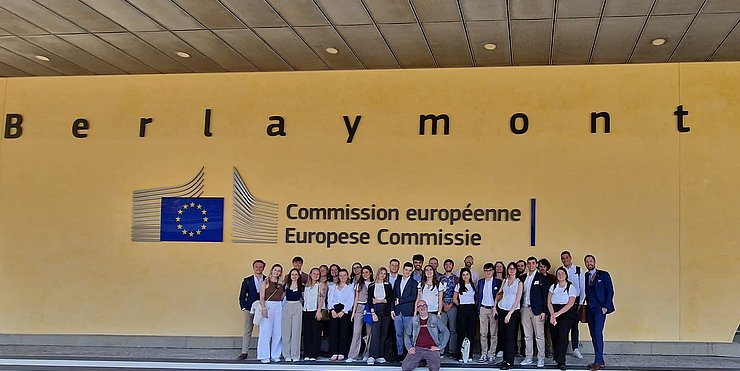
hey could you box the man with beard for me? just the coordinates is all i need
[584,255,614,371]
[439,259,458,358]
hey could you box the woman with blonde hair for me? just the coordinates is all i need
[257,264,285,363]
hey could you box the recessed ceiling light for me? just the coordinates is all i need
[35,55,50,61]
[175,51,190,58]
[651,38,666,46]
[483,43,497,50]
[325,47,338,54]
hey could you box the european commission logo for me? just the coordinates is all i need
[131,167,276,243]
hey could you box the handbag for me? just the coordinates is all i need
[363,302,375,324]
[251,282,277,325]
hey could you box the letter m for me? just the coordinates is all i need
[419,114,450,135]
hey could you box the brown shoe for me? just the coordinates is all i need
[590,364,604,371]
[236,353,248,360]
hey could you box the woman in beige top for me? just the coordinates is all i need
[257,264,284,363]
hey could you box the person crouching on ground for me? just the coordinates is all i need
[401,299,450,371]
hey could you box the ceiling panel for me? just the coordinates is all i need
[702,0,740,14]
[60,33,158,73]
[591,16,645,63]
[97,32,189,73]
[293,26,363,69]
[510,19,552,65]
[672,13,740,62]
[253,27,327,70]
[652,0,703,15]
[0,46,61,75]
[174,30,257,71]
[0,7,48,35]
[336,25,398,69]
[214,28,292,71]
[173,0,244,29]
[378,23,434,67]
[219,0,286,28]
[412,0,461,22]
[466,20,510,66]
[0,60,29,77]
[603,0,653,17]
[364,0,416,24]
[127,0,202,30]
[510,0,554,20]
[422,22,471,66]
[24,34,124,74]
[81,0,163,32]
[136,31,224,72]
[0,0,84,33]
[0,36,91,75]
[630,15,693,63]
[557,0,604,18]
[267,0,329,26]
[553,18,598,64]
[315,0,372,25]
[460,0,506,21]
[34,0,125,33]
[711,22,740,61]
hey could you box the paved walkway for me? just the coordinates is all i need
[1,345,740,370]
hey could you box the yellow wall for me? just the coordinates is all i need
[0,63,738,342]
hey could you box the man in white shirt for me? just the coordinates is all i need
[560,250,586,359]
[237,259,265,360]
[476,262,501,363]
[520,256,548,368]
[388,258,401,287]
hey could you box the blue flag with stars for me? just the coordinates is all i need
[160,197,224,242]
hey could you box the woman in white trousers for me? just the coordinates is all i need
[257,264,285,363]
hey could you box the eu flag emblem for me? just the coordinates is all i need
[160,197,224,242]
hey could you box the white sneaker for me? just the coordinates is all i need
[497,351,503,358]
[271,358,280,362]
[260,359,270,364]
[573,348,583,359]
[308,358,316,361]
[521,357,533,365]
[345,358,355,363]
[304,357,310,361]
[361,356,368,362]
[537,358,545,368]
[367,357,375,365]
[377,358,386,363]
[478,355,488,363]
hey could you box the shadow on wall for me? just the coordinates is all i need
[735,325,739,344]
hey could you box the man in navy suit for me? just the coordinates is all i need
[584,255,615,371]
[392,261,419,357]
[519,256,549,368]
[237,259,265,360]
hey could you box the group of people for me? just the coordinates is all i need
[237,252,614,371]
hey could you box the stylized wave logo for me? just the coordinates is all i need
[131,168,205,242]
[232,167,278,243]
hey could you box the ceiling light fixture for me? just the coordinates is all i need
[35,55,50,61]
[325,47,338,54]
[483,43,497,50]
[651,38,666,46]
[175,51,191,58]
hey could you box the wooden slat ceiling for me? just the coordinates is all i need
[0,0,738,77]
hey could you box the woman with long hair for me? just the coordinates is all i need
[281,268,304,361]
[257,264,285,363]
[548,267,578,370]
[494,261,506,280]
[496,262,523,370]
[416,264,444,316]
[319,264,329,283]
[454,267,477,362]
[329,264,340,285]
[328,268,354,361]
[302,267,327,361]
[366,267,394,364]
[350,262,363,284]
[347,265,373,362]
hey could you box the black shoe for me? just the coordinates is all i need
[500,361,510,370]
[557,363,567,370]
[236,353,248,360]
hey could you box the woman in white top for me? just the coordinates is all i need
[366,267,395,364]
[327,268,354,360]
[347,265,373,362]
[302,267,327,361]
[547,267,578,370]
[453,267,477,362]
[416,264,444,316]
[496,262,523,370]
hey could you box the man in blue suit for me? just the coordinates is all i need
[584,255,615,371]
[237,259,265,360]
[476,262,502,363]
[392,261,419,358]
